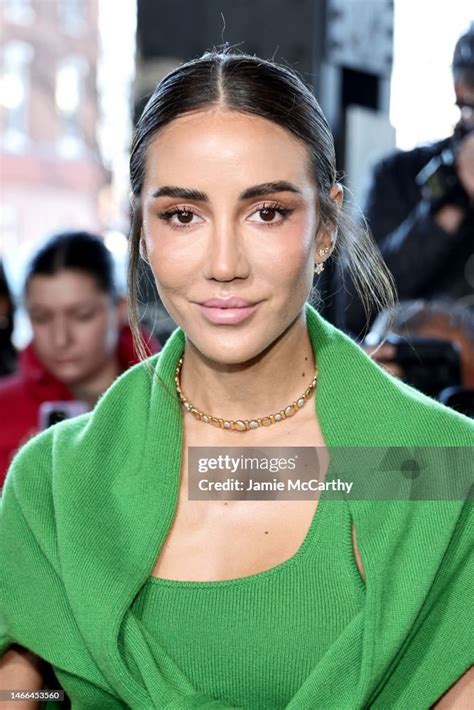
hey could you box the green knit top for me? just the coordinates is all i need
[130,500,365,709]
[0,303,473,710]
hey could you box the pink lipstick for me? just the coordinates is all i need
[196,297,260,325]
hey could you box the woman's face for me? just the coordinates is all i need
[141,109,333,365]
[26,270,120,385]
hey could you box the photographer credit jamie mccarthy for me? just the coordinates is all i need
[197,475,353,495]
[188,446,352,500]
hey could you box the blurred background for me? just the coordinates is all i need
[0,0,473,421]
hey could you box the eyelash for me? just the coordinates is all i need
[157,202,294,229]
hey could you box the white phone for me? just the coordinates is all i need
[38,401,90,430]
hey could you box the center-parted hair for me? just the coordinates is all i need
[25,230,118,301]
[128,50,396,359]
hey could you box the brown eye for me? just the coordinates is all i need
[248,204,292,226]
[158,207,202,228]
[177,210,193,224]
[259,208,276,222]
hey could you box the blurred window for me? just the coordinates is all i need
[55,56,88,157]
[3,0,34,24]
[391,1,474,149]
[0,41,34,151]
[58,0,86,35]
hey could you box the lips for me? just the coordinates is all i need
[196,298,260,325]
[199,297,258,308]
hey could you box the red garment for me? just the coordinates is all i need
[0,325,160,487]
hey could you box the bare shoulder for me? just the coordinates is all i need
[0,645,45,709]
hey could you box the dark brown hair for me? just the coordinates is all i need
[25,230,118,300]
[128,50,396,360]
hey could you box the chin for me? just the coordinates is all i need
[187,330,276,367]
[47,365,87,387]
[177,301,301,364]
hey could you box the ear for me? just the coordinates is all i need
[330,182,344,209]
[129,190,141,212]
[314,183,343,262]
[139,234,149,264]
[115,295,129,326]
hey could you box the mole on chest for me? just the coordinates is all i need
[151,497,319,581]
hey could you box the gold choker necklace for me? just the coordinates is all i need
[174,356,318,431]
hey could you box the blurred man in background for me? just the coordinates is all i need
[345,24,474,339]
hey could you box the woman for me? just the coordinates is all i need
[0,230,160,487]
[1,52,472,709]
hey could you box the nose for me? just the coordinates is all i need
[204,219,250,282]
[50,317,72,350]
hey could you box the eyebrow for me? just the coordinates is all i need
[151,181,303,202]
[28,300,98,312]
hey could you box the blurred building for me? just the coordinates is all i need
[0,0,109,255]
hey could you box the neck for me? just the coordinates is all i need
[69,357,121,407]
[179,310,317,422]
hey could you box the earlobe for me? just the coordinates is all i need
[313,244,334,275]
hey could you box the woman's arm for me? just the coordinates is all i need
[432,666,474,709]
[351,525,472,709]
[0,645,45,710]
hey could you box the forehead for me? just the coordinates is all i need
[27,271,103,306]
[143,109,315,194]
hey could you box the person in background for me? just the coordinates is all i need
[0,230,160,488]
[0,261,17,378]
[344,24,474,340]
[367,299,474,390]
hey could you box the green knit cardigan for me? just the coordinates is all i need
[1,304,473,709]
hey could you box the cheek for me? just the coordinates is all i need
[256,216,315,281]
[32,326,53,355]
[143,222,197,287]
[79,315,117,355]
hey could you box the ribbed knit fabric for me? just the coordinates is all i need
[0,303,473,709]
[130,500,365,709]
